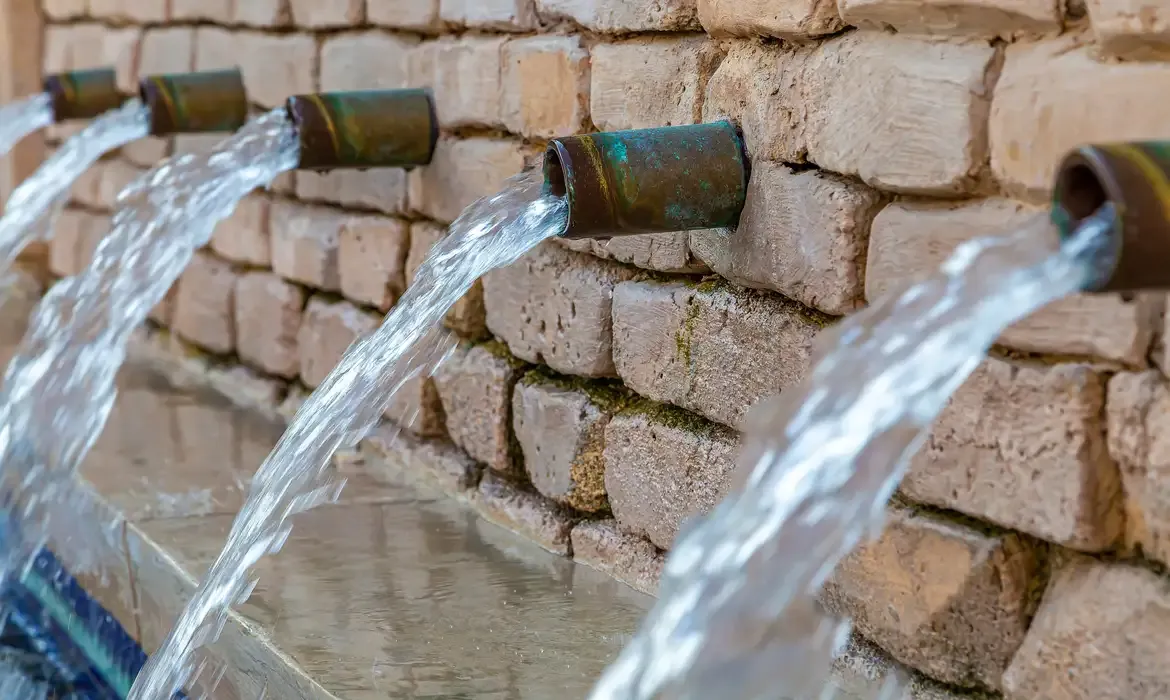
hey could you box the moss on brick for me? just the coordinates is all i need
[476,337,528,370]
[519,365,634,414]
[619,397,725,438]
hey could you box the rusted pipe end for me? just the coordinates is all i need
[138,69,248,137]
[285,89,438,171]
[42,68,125,122]
[1052,143,1170,293]
[543,121,748,240]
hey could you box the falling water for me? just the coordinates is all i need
[589,206,1118,700]
[0,94,53,163]
[0,99,150,281]
[129,168,567,700]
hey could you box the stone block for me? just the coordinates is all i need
[320,31,415,92]
[198,30,316,109]
[406,221,488,339]
[89,0,168,22]
[43,0,87,20]
[173,251,238,355]
[1087,0,1170,60]
[98,159,142,211]
[295,169,408,215]
[139,28,196,77]
[121,137,170,168]
[698,0,844,38]
[289,0,365,26]
[439,0,537,30]
[234,0,292,26]
[421,36,507,128]
[838,0,1059,37]
[235,272,305,379]
[382,371,447,438]
[537,0,700,30]
[362,424,480,494]
[559,233,710,275]
[67,24,142,95]
[49,209,107,279]
[210,194,271,267]
[408,137,527,223]
[270,201,344,292]
[502,36,590,139]
[590,37,718,132]
[297,297,380,388]
[338,215,409,312]
[474,472,573,555]
[368,0,441,29]
[172,0,233,21]
[570,520,664,596]
[433,343,524,474]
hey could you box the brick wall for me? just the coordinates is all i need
[30,0,1170,697]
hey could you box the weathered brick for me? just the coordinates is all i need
[604,406,739,549]
[210,194,270,267]
[49,209,107,279]
[295,169,407,215]
[320,31,415,93]
[234,272,305,379]
[539,0,699,31]
[439,0,537,30]
[408,137,527,223]
[483,242,638,378]
[902,357,1124,551]
[590,37,718,132]
[290,0,365,26]
[171,0,233,22]
[570,520,663,596]
[474,472,573,555]
[831,636,986,700]
[368,0,440,29]
[150,285,176,327]
[270,202,343,292]
[139,28,195,77]
[89,0,168,23]
[612,279,822,428]
[121,138,170,169]
[866,198,1160,366]
[197,30,316,109]
[558,233,709,275]
[691,163,884,316]
[362,423,480,493]
[407,222,488,339]
[502,36,590,139]
[1087,0,1170,59]
[838,0,1059,37]
[43,0,87,20]
[70,159,105,210]
[233,0,292,26]
[67,24,142,95]
[97,160,142,211]
[822,505,1043,690]
[698,0,844,38]
[173,252,238,355]
[338,215,408,312]
[297,297,379,388]
[991,34,1170,200]
[513,375,623,512]
[433,343,523,474]
[704,35,995,194]
[419,36,507,128]
[43,25,72,75]
[1003,556,1170,699]
[383,371,447,437]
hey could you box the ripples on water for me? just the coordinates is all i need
[588,206,1118,700]
[130,169,568,700]
[0,94,52,163]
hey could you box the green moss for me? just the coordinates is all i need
[674,298,702,367]
[477,338,528,370]
[520,365,635,414]
[619,398,721,437]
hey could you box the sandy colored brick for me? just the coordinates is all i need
[383,371,447,437]
[903,357,1124,551]
[320,31,415,93]
[66,24,142,95]
[822,505,1043,690]
[604,406,739,549]
[98,160,142,211]
[698,0,844,38]
[338,215,408,312]
[139,28,195,78]
[1003,556,1170,699]
[290,0,364,26]
[570,520,663,596]
[538,0,699,30]
[297,297,379,388]
[590,37,719,132]
[420,36,507,128]
[368,0,440,29]
[612,280,823,428]
[513,375,626,512]
[172,252,238,355]
[866,198,1160,366]
[483,242,638,378]
[474,472,573,555]
[408,137,527,223]
[439,0,537,29]
[502,36,590,139]
[197,30,316,109]
[1087,0,1170,59]
[210,194,271,267]
[691,163,884,316]
[407,222,488,339]
[991,34,1170,200]
[295,169,407,215]
[557,233,709,274]
[433,343,523,474]
[69,159,104,210]
[362,424,480,493]
[234,272,305,379]
[234,0,292,26]
[172,0,233,21]
[270,201,344,292]
[43,25,71,75]
[150,285,176,327]
[839,0,1059,37]
[50,209,107,279]
[88,0,167,22]
[43,0,87,19]
[121,137,169,168]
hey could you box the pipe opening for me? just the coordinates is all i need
[542,144,567,198]
[1055,162,1109,228]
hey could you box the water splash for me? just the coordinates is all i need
[0,94,53,162]
[129,169,567,700]
[589,206,1117,700]
[0,99,150,281]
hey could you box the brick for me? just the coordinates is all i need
[338,215,409,312]
[698,0,844,38]
[1087,0,1170,59]
[570,520,663,596]
[290,0,365,26]
[50,210,105,278]
[538,0,700,30]
[439,0,537,30]
[98,160,142,211]
[172,0,233,21]
[382,371,447,437]
[362,424,480,493]
[295,169,407,215]
[68,24,142,95]
[513,376,625,512]
[234,0,292,26]
[70,160,106,210]
[604,406,739,549]
[172,252,238,355]
[991,35,1170,200]
[558,233,709,274]
[822,505,1043,690]
[197,30,316,109]
[474,472,573,555]
[368,0,440,29]
[590,38,718,132]
[865,198,1160,365]
[270,202,344,291]
[89,0,167,22]
[320,31,415,93]
[902,357,1124,551]
[502,37,590,139]
[43,25,71,75]
[297,297,379,388]
[612,280,822,428]
[831,637,984,700]
[407,222,488,339]
[483,242,638,378]
[121,138,170,168]
[172,133,223,159]
[704,35,995,194]
[1003,557,1170,699]
[43,0,87,20]
[419,37,507,128]
[408,138,527,223]
[150,285,176,327]
[839,0,1058,37]
[210,194,271,267]
[433,343,523,474]
[691,163,884,316]
[139,28,195,78]
[234,272,305,379]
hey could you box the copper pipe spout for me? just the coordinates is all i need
[285,89,438,171]
[138,69,249,136]
[42,68,124,123]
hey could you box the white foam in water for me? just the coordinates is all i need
[588,206,1118,700]
[129,169,567,700]
[0,94,53,163]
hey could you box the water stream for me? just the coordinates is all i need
[0,95,53,164]
[0,99,150,282]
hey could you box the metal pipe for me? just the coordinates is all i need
[137,69,249,137]
[42,68,125,123]
[1052,142,1170,293]
[285,89,438,171]
[542,121,748,240]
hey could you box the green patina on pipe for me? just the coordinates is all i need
[285,89,438,171]
[138,69,249,137]
[43,68,125,123]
